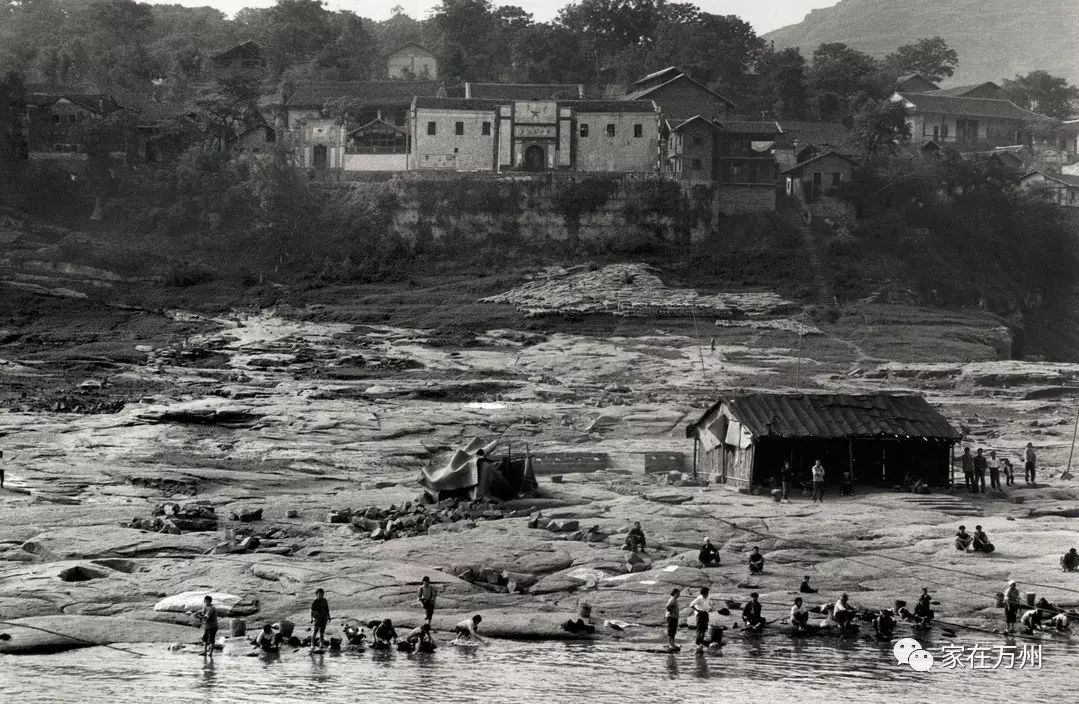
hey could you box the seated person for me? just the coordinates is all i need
[971,525,994,553]
[914,588,934,625]
[342,625,366,648]
[874,608,897,639]
[748,547,765,574]
[1062,548,1079,572]
[623,522,647,553]
[955,525,973,551]
[799,575,818,594]
[373,618,397,647]
[454,614,484,642]
[1021,608,1043,635]
[790,597,810,634]
[1050,613,1072,632]
[741,593,766,632]
[255,624,279,653]
[832,593,856,630]
[698,538,721,567]
[839,471,853,496]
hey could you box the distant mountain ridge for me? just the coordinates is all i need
[765,0,1079,86]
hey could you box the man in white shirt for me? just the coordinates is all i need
[832,593,855,631]
[811,460,825,502]
[790,597,810,634]
[689,587,712,653]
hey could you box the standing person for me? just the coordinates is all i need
[196,595,218,658]
[914,587,934,626]
[1004,581,1021,634]
[960,447,974,492]
[779,460,792,503]
[1003,458,1015,486]
[1024,443,1037,484]
[972,448,987,493]
[0,449,5,488]
[988,450,1002,490]
[418,576,437,624]
[664,588,681,652]
[689,587,712,653]
[811,460,825,502]
[310,588,330,649]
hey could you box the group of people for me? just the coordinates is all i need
[958,443,1038,493]
[954,524,995,553]
[771,459,852,503]
[663,581,940,652]
[1002,581,1074,634]
[190,577,485,657]
[693,539,766,575]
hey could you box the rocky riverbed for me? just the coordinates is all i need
[2,263,1078,653]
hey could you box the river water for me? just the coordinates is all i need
[2,635,1074,703]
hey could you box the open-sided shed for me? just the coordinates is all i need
[687,393,960,490]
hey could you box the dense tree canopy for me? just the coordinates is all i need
[1002,70,1079,120]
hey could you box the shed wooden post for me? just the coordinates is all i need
[950,442,955,488]
[692,436,699,480]
[848,439,854,483]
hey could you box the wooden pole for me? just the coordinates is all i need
[692,437,699,481]
[795,310,805,392]
[1065,403,1079,480]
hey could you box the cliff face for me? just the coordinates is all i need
[765,0,1079,85]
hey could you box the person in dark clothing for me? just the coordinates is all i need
[664,588,681,652]
[690,587,712,653]
[1062,548,1079,572]
[799,575,818,593]
[742,593,766,632]
[418,576,437,623]
[623,522,647,553]
[0,450,5,488]
[698,538,720,567]
[748,546,764,574]
[972,525,994,553]
[914,588,934,625]
[955,525,973,551]
[874,608,896,639]
[196,595,218,658]
[1004,581,1021,634]
[1003,458,1015,486]
[373,619,398,647]
[778,460,792,503]
[1024,443,1037,484]
[310,588,330,649]
[406,623,436,653]
[972,448,987,493]
[960,447,974,492]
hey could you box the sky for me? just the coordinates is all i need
[144,1,840,35]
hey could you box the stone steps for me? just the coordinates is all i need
[899,494,984,516]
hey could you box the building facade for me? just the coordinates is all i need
[1019,170,1079,208]
[623,68,735,122]
[890,91,1046,148]
[782,150,858,203]
[25,93,124,158]
[386,43,438,79]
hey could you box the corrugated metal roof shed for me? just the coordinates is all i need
[707,393,959,440]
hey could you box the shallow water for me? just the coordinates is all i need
[2,635,1075,703]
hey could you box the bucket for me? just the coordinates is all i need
[230,618,246,637]
[995,593,1005,608]
[578,602,592,620]
[278,620,295,638]
[1024,592,1036,607]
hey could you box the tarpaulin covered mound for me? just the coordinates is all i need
[153,591,259,616]
[419,438,537,502]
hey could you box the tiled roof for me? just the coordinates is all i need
[286,81,441,108]
[387,41,435,57]
[775,121,852,149]
[623,74,736,108]
[699,393,958,440]
[467,83,584,100]
[897,92,1049,121]
[412,97,503,111]
[571,99,657,113]
[928,82,1001,98]
[212,40,262,61]
[1024,170,1079,188]
[716,120,781,135]
[632,66,682,88]
[780,149,859,175]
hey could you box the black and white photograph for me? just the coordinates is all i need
[1,0,1077,701]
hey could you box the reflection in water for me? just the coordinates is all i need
[2,637,1076,704]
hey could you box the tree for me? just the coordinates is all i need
[432,0,533,82]
[883,37,958,83]
[262,0,333,74]
[1002,70,1079,119]
[810,43,883,98]
[850,99,911,157]
[755,47,808,119]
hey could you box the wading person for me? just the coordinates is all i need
[454,615,484,643]
[196,595,218,658]
[748,546,765,574]
[665,588,681,651]
[256,624,278,653]
[418,576,437,623]
[310,588,330,649]
[1024,443,1037,484]
[407,623,437,653]
[960,447,974,492]
[373,618,398,647]
[811,460,825,502]
[874,608,896,640]
[972,448,987,494]
[689,587,712,653]
[914,588,934,626]
[698,538,720,567]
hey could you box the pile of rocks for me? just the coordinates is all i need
[327,498,531,540]
[527,513,609,543]
[448,563,540,594]
[126,501,217,534]
[212,524,297,556]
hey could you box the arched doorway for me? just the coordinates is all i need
[523,144,546,171]
[313,144,328,170]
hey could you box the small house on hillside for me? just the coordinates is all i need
[1018,170,1079,208]
[782,150,859,203]
[211,40,266,76]
[387,42,438,79]
[687,393,959,490]
[623,67,736,122]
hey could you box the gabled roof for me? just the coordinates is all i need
[895,74,940,93]
[286,81,441,108]
[632,66,682,88]
[387,41,436,57]
[1021,170,1079,188]
[347,117,406,136]
[697,393,958,440]
[775,121,852,149]
[894,92,1050,122]
[27,93,120,114]
[212,40,263,62]
[671,115,720,132]
[465,83,584,100]
[716,120,781,135]
[623,73,736,109]
[928,82,1002,98]
[780,149,859,175]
